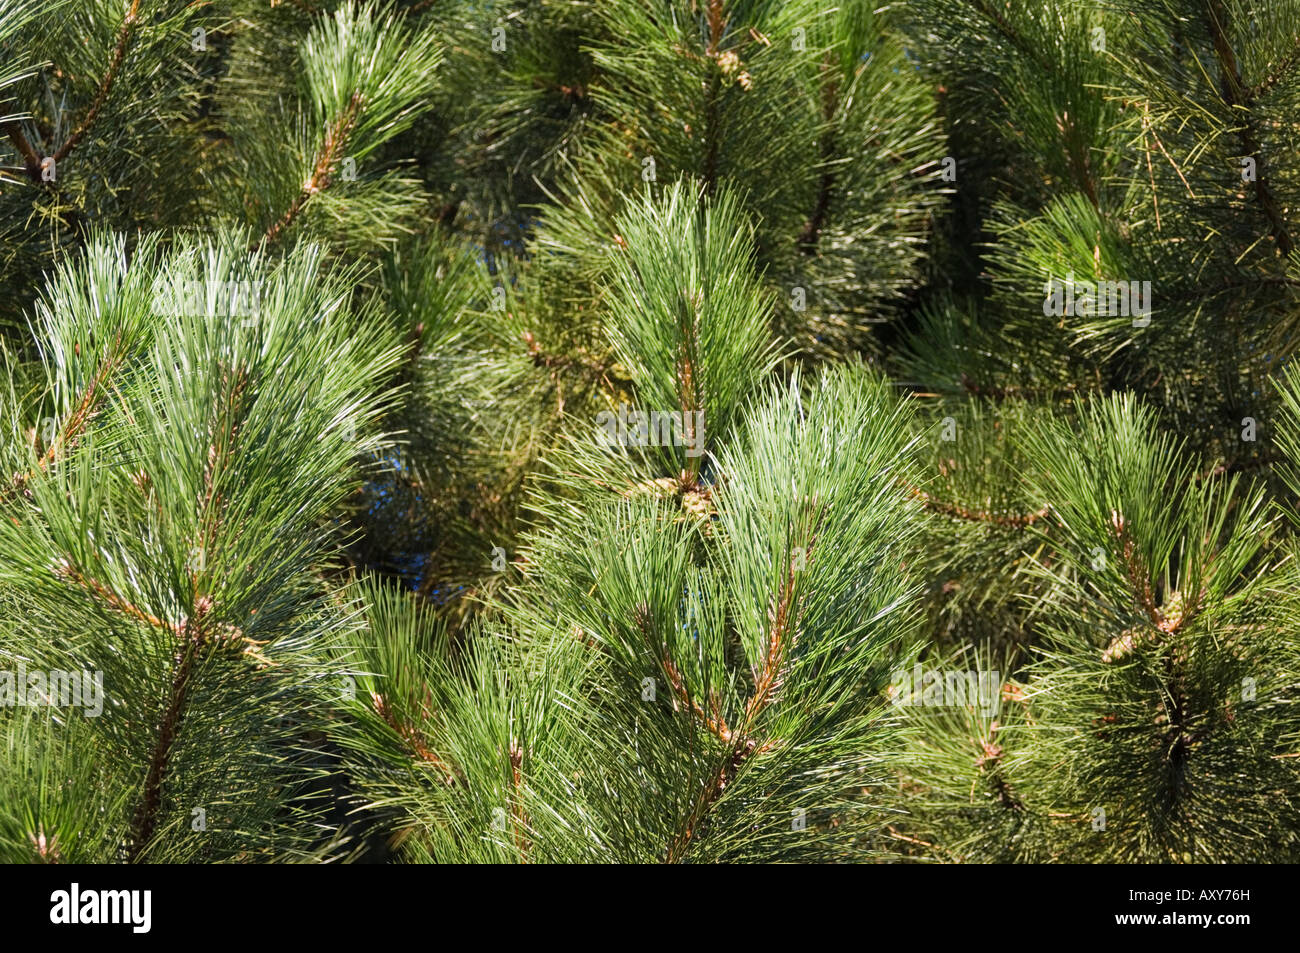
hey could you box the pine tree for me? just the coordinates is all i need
[1,0,1299,865]
[874,0,1300,864]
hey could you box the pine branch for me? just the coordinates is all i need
[1246,33,1300,101]
[519,329,628,387]
[1,119,40,179]
[506,739,530,861]
[128,594,211,861]
[663,534,806,863]
[797,55,839,253]
[1106,511,1203,636]
[262,90,364,247]
[908,483,1049,529]
[662,650,733,742]
[974,729,1024,812]
[54,562,176,633]
[1,328,126,505]
[696,0,729,196]
[128,354,248,861]
[370,690,459,783]
[50,0,141,169]
[746,545,803,722]
[963,0,1051,73]
[1207,0,1293,256]
[0,0,143,185]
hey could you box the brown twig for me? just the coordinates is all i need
[261,90,364,247]
[1246,33,1300,102]
[677,322,703,485]
[128,595,210,861]
[2,120,42,180]
[51,0,141,169]
[1,0,139,185]
[663,654,732,743]
[507,738,530,861]
[663,533,808,862]
[908,483,1049,529]
[1207,0,1293,256]
[797,55,839,253]
[127,364,252,860]
[371,691,459,784]
[2,331,126,505]
[1108,510,1160,625]
[55,562,177,633]
[973,724,1024,811]
[705,0,725,54]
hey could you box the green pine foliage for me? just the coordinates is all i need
[1,0,1299,864]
